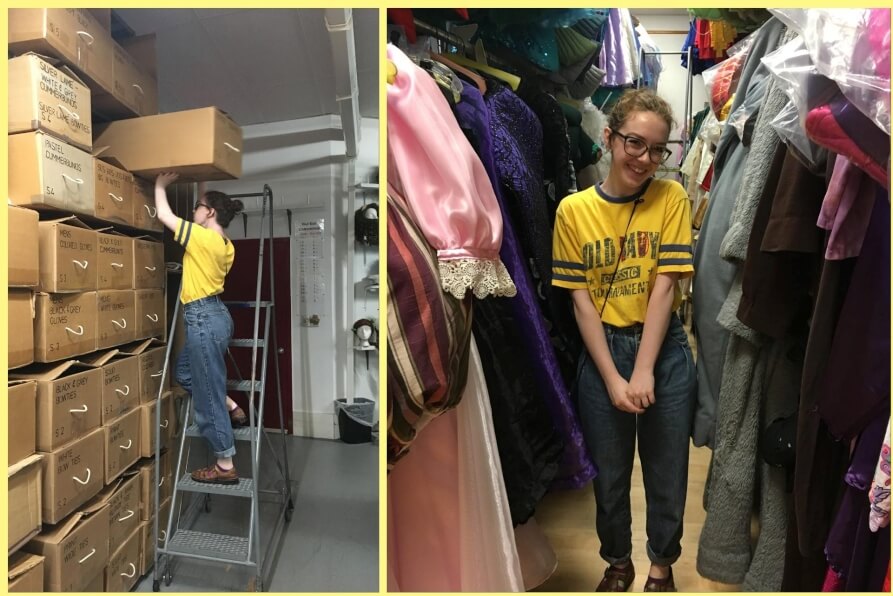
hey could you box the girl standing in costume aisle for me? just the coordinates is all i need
[155,172,249,484]
[552,89,697,592]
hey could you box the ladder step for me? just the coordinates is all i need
[177,474,255,498]
[229,338,265,348]
[223,300,273,308]
[186,424,253,441]
[164,529,251,564]
[227,380,262,392]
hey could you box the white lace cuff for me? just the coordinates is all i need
[438,258,517,300]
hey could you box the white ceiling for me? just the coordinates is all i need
[113,8,379,126]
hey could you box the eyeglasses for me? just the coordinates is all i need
[610,130,673,164]
[193,202,211,212]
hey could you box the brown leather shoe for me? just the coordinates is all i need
[596,562,635,592]
[229,404,249,427]
[644,567,676,592]
[191,463,238,485]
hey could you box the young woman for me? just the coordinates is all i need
[155,172,247,484]
[552,89,697,592]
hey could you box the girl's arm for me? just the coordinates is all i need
[154,172,181,234]
[572,289,644,414]
[627,272,679,407]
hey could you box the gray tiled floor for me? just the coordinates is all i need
[135,435,378,592]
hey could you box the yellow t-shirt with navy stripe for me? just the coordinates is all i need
[175,218,235,304]
[552,179,693,327]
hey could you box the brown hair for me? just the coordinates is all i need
[204,190,244,228]
[607,88,675,135]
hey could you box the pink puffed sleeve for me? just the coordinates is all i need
[387,44,516,300]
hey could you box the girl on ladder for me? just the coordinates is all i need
[155,172,248,484]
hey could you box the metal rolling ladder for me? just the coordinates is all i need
[152,184,294,592]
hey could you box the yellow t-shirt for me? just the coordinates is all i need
[175,218,235,304]
[552,179,694,327]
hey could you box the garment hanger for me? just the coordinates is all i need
[443,52,521,91]
[431,53,487,94]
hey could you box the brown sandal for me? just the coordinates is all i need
[643,567,676,592]
[229,403,249,427]
[596,562,635,592]
[191,463,239,485]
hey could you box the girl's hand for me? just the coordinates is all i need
[627,367,655,410]
[607,376,645,414]
[156,172,180,189]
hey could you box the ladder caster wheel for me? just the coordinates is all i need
[287,498,294,511]
[165,572,173,586]
[255,577,264,592]
[284,507,293,522]
[152,580,160,592]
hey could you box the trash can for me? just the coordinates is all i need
[335,398,375,444]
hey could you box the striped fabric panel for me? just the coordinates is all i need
[387,193,473,469]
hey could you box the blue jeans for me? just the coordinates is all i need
[576,314,697,566]
[176,296,236,459]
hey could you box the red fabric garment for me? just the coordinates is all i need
[453,8,469,20]
[388,8,417,43]
[700,161,714,191]
[823,566,846,591]
[884,563,891,591]
[697,19,716,60]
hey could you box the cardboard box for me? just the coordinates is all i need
[138,452,172,521]
[8,52,93,151]
[94,106,243,180]
[93,41,158,119]
[96,229,134,290]
[9,8,115,94]
[83,570,104,591]
[139,392,173,457]
[132,177,163,232]
[105,525,141,592]
[93,159,133,225]
[133,236,165,289]
[23,501,109,592]
[81,350,139,424]
[101,473,141,550]
[120,33,157,79]
[96,289,136,350]
[8,454,43,552]
[140,497,171,575]
[7,204,39,287]
[135,289,165,340]
[8,130,96,216]
[102,407,141,483]
[119,339,169,403]
[11,360,102,452]
[7,380,37,466]
[37,216,98,293]
[8,290,35,369]
[33,291,97,362]
[8,551,45,592]
[39,427,104,523]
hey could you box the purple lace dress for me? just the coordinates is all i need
[454,79,597,490]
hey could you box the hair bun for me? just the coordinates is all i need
[231,199,244,214]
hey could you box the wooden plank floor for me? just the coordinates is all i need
[533,321,740,592]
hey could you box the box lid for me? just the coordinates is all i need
[8,551,45,581]
[31,501,109,545]
[117,338,165,356]
[37,215,93,231]
[80,348,121,367]
[9,360,99,382]
[8,453,43,477]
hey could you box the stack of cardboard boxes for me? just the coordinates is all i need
[6,9,192,593]
[7,9,243,591]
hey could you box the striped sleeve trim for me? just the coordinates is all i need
[181,222,193,248]
[553,272,587,283]
[553,260,586,270]
[659,244,692,254]
[176,219,187,244]
[657,257,693,267]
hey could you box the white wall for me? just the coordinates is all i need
[211,116,379,439]
[633,13,708,171]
